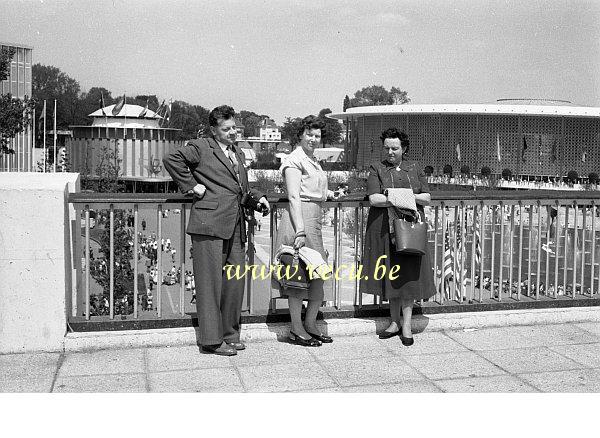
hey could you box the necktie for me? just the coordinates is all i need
[226,146,240,179]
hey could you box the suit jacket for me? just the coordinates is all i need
[163,136,264,243]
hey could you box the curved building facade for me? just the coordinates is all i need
[329,100,600,177]
[67,103,182,182]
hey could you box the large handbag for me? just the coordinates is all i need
[388,167,427,256]
[393,211,428,256]
[276,248,311,290]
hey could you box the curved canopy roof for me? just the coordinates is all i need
[328,103,600,120]
[89,104,162,119]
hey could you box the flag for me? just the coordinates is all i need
[112,94,125,116]
[521,136,528,162]
[496,133,501,162]
[100,92,106,116]
[165,99,172,122]
[453,214,468,300]
[155,100,165,118]
[455,143,461,162]
[474,208,482,267]
[442,218,453,288]
[582,150,587,163]
[138,97,149,118]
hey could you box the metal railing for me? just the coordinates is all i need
[68,190,600,324]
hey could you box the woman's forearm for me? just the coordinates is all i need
[288,196,304,233]
[415,193,431,206]
[369,193,391,207]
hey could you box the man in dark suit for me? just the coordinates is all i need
[163,105,269,356]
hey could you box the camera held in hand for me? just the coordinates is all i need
[241,193,269,216]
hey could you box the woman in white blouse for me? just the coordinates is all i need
[276,116,341,347]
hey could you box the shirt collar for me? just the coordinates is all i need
[296,146,320,167]
[216,140,232,153]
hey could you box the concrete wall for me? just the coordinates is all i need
[0,172,80,353]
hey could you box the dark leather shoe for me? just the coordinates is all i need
[399,334,414,346]
[201,343,237,356]
[378,329,400,339]
[289,331,321,347]
[226,341,246,351]
[307,331,333,343]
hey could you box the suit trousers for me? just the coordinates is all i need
[191,220,245,346]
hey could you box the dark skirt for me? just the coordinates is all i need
[360,206,436,301]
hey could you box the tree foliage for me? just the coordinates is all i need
[317,108,343,146]
[239,110,272,138]
[281,117,303,146]
[32,64,82,127]
[349,85,410,107]
[0,48,35,154]
[343,95,350,112]
[169,100,210,140]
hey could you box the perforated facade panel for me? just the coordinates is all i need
[348,113,600,177]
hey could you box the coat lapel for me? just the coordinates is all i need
[207,137,238,181]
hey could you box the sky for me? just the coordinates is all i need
[1,0,599,124]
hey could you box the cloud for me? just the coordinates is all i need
[377,12,410,25]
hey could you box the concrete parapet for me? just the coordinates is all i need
[0,172,80,353]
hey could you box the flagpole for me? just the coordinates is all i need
[43,100,47,173]
[32,107,35,172]
[53,99,57,172]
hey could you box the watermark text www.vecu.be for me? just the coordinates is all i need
[223,255,399,281]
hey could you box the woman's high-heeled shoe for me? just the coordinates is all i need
[399,333,414,346]
[306,331,333,343]
[289,331,322,347]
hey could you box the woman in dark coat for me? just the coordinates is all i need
[360,128,436,345]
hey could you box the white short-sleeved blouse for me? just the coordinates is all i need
[280,146,328,202]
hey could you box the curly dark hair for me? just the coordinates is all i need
[380,127,409,154]
[209,105,236,127]
[296,115,326,139]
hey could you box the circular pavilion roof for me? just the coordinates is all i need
[328,102,600,120]
[88,103,162,119]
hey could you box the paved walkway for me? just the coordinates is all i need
[2,321,600,392]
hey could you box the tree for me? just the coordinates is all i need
[343,95,351,112]
[390,86,411,105]
[239,110,272,138]
[281,117,303,146]
[0,48,35,155]
[90,208,135,314]
[349,85,410,107]
[169,100,210,140]
[318,108,343,146]
[32,64,81,129]
[77,87,115,124]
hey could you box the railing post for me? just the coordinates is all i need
[133,204,139,318]
[572,202,578,298]
[478,202,485,303]
[109,204,114,320]
[85,205,90,320]
[179,204,186,316]
[157,204,162,318]
[591,202,596,298]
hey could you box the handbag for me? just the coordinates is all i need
[388,166,428,256]
[393,211,428,255]
[276,248,311,290]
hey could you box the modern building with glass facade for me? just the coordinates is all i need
[0,42,33,172]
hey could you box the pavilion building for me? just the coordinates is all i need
[67,103,182,191]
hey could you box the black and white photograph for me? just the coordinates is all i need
[1,1,600,425]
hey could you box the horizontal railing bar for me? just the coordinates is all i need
[69,190,600,205]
